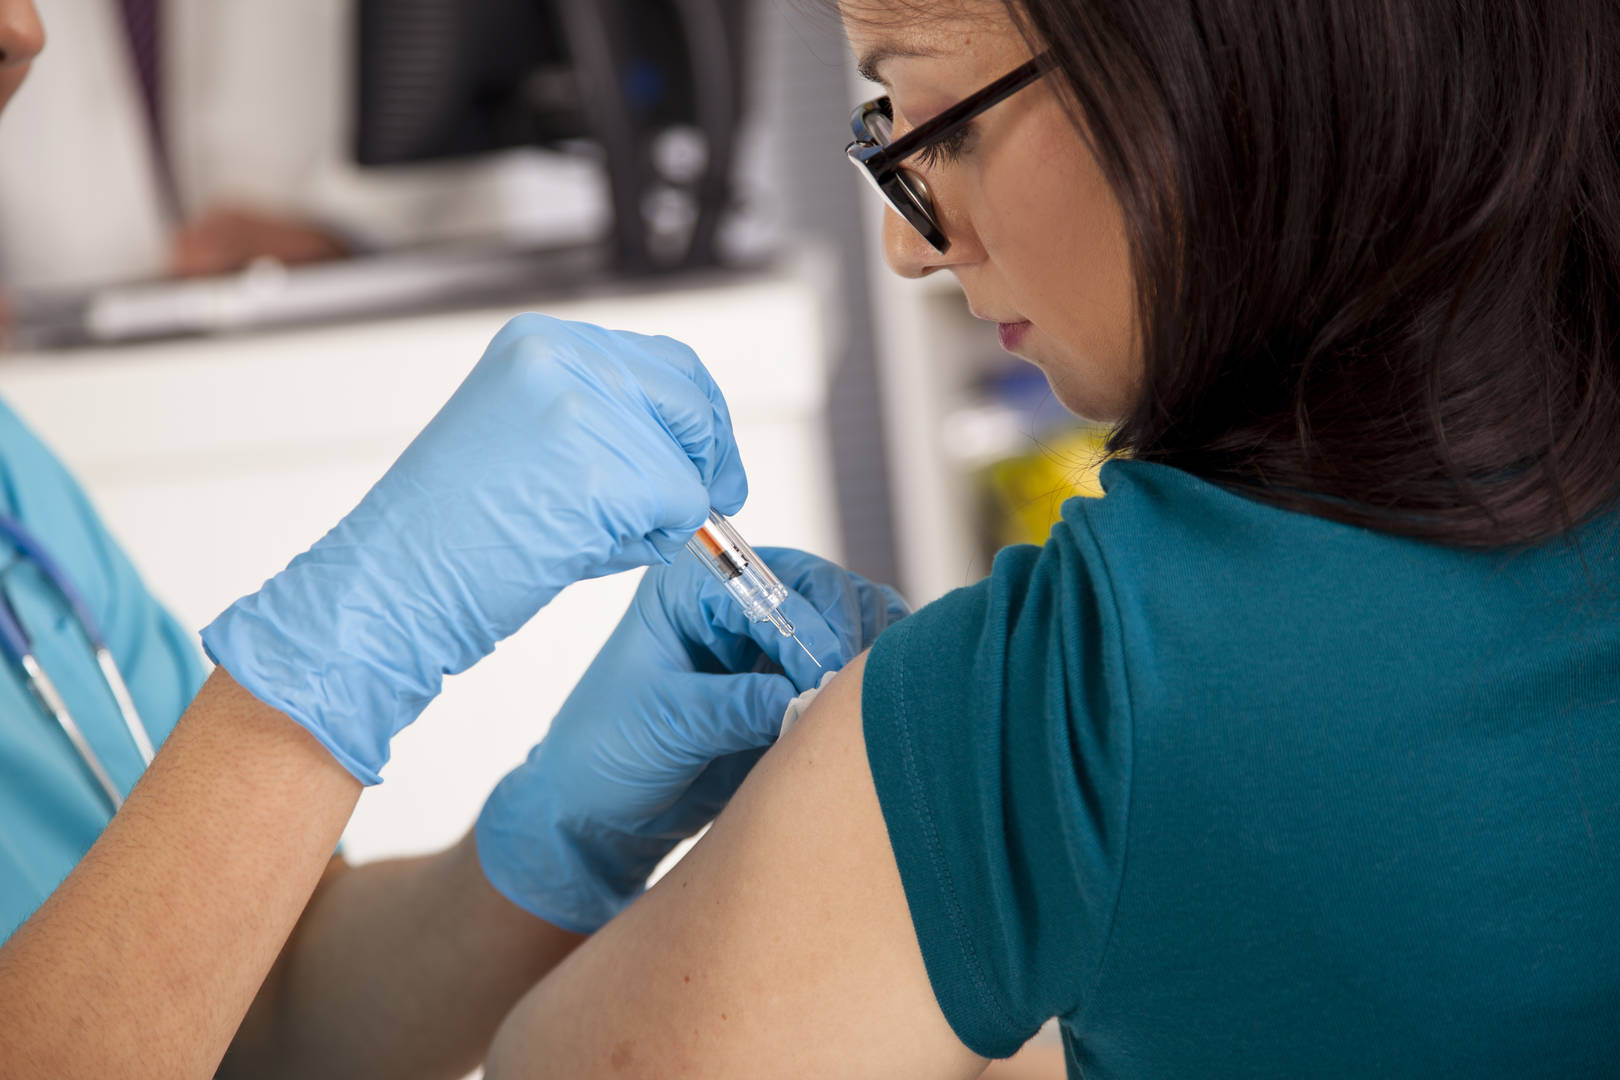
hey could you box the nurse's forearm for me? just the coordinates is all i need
[0,668,362,1080]
[222,833,583,1080]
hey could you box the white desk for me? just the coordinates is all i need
[0,266,840,862]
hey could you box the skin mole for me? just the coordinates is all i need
[609,1040,634,1070]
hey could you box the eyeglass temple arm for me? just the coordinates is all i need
[863,54,1052,169]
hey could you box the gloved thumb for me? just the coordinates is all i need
[639,746,769,841]
[662,670,798,766]
[757,590,848,692]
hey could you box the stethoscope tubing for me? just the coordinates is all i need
[0,512,153,811]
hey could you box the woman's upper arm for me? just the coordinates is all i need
[483,650,989,1079]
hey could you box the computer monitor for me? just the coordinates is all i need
[354,0,749,273]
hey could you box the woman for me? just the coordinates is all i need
[481,0,1620,1076]
[0,3,903,1076]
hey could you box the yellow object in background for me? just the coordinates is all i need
[980,426,1111,548]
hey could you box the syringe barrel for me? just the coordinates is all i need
[687,511,791,626]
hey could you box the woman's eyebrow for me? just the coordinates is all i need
[856,44,940,87]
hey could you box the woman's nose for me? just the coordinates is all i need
[0,0,44,69]
[881,204,977,280]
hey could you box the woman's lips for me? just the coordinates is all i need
[997,320,1032,351]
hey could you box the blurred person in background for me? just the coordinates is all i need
[0,0,347,291]
[0,1,908,1076]
[0,0,602,298]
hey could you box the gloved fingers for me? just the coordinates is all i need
[593,583,697,684]
[760,548,911,648]
[598,419,721,568]
[617,330,749,517]
[689,748,769,818]
[478,309,556,358]
[767,590,849,691]
[640,332,748,516]
[652,670,798,763]
[657,546,832,656]
[740,547,911,660]
[533,318,744,550]
[637,747,769,840]
[644,525,698,566]
[639,551,767,675]
[669,576,838,692]
[578,503,706,572]
[647,546,898,690]
[622,558,748,679]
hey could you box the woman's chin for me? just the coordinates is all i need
[1042,367,1133,426]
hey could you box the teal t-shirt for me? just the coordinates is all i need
[863,460,1619,1079]
[0,398,207,940]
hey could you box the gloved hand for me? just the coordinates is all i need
[202,315,747,784]
[476,546,909,933]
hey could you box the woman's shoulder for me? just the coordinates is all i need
[1066,458,1396,550]
[909,455,1620,732]
[1064,457,1615,598]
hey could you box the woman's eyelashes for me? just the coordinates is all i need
[914,125,974,169]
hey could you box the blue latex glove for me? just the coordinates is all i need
[476,546,909,933]
[202,315,747,784]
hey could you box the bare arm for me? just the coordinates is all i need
[0,669,583,1080]
[981,1041,1070,1079]
[483,652,990,1079]
[221,834,583,1080]
[0,669,357,1078]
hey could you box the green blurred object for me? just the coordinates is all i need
[980,426,1110,548]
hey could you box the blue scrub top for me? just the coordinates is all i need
[0,398,206,941]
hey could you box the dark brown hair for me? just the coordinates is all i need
[1007,0,1620,547]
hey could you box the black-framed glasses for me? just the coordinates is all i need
[846,55,1052,254]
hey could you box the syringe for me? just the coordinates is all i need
[687,510,822,669]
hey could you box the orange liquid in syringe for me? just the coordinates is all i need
[694,525,745,578]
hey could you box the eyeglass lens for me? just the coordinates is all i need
[855,102,945,250]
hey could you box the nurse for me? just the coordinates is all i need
[0,3,903,1077]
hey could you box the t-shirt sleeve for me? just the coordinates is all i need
[862,517,1134,1058]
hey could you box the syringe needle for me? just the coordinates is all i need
[791,632,822,669]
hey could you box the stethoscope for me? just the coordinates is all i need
[0,512,153,811]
